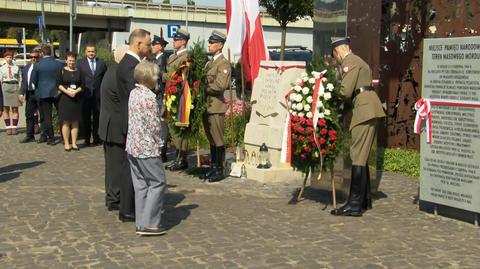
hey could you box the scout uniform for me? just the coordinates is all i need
[0,58,21,134]
[330,37,386,216]
[201,30,231,182]
[164,28,191,171]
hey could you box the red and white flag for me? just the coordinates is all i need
[226,0,269,86]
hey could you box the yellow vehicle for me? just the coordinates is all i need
[0,38,60,66]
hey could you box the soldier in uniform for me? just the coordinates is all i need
[150,35,169,162]
[200,30,231,182]
[329,37,386,217]
[163,28,190,171]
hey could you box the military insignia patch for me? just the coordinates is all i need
[343,66,350,73]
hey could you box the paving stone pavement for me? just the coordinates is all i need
[0,130,479,269]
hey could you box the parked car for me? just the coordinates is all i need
[86,1,133,9]
[269,46,312,64]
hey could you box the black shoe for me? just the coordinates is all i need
[330,204,363,216]
[200,146,217,180]
[107,204,120,211]
[119,213,135,222]
[165,160,178,170]
[331,165,367,217]
[92,139,103,146]
[82,142,91,148]
[207,168,225,182]
[169,159,188,171]
[136,227,167,236]
[47,139,56,145]
[37,136,47,143]
[20,136,36,143]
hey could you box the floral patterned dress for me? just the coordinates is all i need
[126,84,164,158]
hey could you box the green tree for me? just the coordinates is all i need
[187,0,195,5]
[162,0,170,3]
[259,0,313,60]
[6,27,20,38]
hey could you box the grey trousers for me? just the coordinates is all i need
[128,156,167,229]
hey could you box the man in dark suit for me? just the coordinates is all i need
[18,48,41,143]
[31,44,64,145]
[78,43,107,147]
[98,62,122,211]
[115,28,151,222]
[150,35,169,161]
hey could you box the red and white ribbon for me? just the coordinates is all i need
[260,64,306,75]
[414,98,480,144]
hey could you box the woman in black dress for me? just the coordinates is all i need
[58,51,83,151]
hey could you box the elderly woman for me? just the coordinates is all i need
[57,51,83,151]
[126,60,167,236]
[0,51,21,135]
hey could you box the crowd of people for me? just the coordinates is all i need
[1,28,385,235]
[0,43,106,150]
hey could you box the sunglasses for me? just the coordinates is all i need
[30,56,39,59]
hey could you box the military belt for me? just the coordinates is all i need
[353,86,374,99]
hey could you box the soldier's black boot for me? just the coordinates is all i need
[200,146,217,180]
[362,165,372,212]
[165,150,179,170]
[331,165,365,216]
[161,144,168,163]
[208,146,226,182]
[169,151,188,171]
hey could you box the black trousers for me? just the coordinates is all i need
[114,143,135,216]
[39,97,54,140]
[103,142,123,207]
[25,91,39,138]
[83,95,100,143]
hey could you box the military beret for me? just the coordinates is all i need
[173,28,190,41]
[152,35,168,47]
[208,30,227,43]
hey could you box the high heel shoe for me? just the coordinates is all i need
[64,147,72,152]
[71,145,80,151]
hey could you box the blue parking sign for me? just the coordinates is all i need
[167,25,181,38]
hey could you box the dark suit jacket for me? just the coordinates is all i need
[98,64,124,144]
[31,57,64,99]
[77,57,107,99]
[0,83,3,109]
[20,63,34,96]
[116,53,140,143]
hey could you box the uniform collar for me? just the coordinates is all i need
[213,53,223,62]
[176,48,187,56]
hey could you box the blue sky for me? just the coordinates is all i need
[170,0,224,7]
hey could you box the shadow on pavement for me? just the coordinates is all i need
[0,171,22,183]
[163,192,198,230]
[0,161,45,182]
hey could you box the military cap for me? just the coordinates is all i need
[152,35,168,47]
[173,28,190,41]
[208,30,227,43]
[331,36,350,50]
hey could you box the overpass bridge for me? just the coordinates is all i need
[0,0,315,50]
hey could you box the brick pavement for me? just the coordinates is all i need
[0,130,479,268]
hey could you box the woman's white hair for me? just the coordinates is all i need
[134,60,159,85]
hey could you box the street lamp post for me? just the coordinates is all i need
[185,0,188,31]
[69,0,76,51]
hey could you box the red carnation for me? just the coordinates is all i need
[320,128,328,135]
[321,149,327,155]
[193,81,199,88]
[307,136,314,143]
[171,88,178,94]
[299,136,305,143]
[329,134,337,141]
[328,144,335,151]
[312,157,318,161]
[306,127,313,135]
[300,154,306,159]
[306,118,313,126]
[318,119,326,127]
[177,76,183,83]
[329,129,337,136]
[292,134,297,140]
[300,117,306,124]
[171,80,178,86]
[319,137,326,145]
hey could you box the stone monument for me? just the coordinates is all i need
[419,36,480,224]
[243,61,306,183]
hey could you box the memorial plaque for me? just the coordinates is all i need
[420,37,480,214]
[243,61,306,182]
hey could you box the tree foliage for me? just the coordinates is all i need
[259,0,313,28]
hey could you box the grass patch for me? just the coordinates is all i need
[378,148,420,178]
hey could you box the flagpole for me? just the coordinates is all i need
[228,49,234,146]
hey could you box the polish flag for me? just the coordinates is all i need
[226,0,269,86]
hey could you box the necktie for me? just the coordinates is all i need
[90,59,95,75]
[8,66,12,80]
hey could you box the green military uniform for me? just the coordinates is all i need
[340,53,386,166]
[330,37,386,217]
[201,30,231,182]
[203,53,231,147]
[164,28,191,171]
[164,49,189,151]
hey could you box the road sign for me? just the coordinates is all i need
[167,25,181,38]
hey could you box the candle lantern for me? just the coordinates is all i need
[257,143,271,169]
